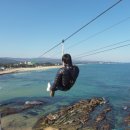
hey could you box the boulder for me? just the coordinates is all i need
[34,97,113,130]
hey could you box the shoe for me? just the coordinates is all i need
[47,82,51,91]
[50,90,55,97]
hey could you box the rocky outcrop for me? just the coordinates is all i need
[34,97,113,130]
[124,115,130,126]
[0,100,45,117]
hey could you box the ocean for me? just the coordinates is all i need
[0,64,130,130]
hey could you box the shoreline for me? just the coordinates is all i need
[0,65,61,75]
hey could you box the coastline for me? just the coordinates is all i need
[0,65,61,75]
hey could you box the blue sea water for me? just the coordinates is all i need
[0,64,130,129]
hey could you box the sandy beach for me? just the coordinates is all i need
[0,66,61,75]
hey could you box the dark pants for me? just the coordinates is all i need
[50,81,69,91]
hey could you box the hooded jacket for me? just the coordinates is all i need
[51,65,79,91]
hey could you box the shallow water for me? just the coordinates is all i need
[0,64,130,129]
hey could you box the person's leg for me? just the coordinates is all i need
[47,82,52,91]
[48,82,66,97]
[47,81,67,97]
[47,81,57,97]
[50,85,69,96]
[50,89,55,97]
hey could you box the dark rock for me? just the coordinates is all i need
[124,114,130,126]
[0,100,45,117]
[123,105,130,129]
[27,111,38,116]
[101,123,111,130]
[33,97,113,130]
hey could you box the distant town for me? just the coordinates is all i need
[0,61,61,71]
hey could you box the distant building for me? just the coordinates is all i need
[55,63,61,66]
[27,61,33,65]
[19,61,33,65]
[0,67,5,71]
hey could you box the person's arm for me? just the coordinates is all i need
[51,68,63,91]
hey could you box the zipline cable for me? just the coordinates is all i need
[74,39,130,58]
[65,16,130,51]
[48,16,130,57]
[75,40,130,59]
[63,0,122,43]
[38,0,123,58]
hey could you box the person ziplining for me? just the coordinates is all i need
[42,1,123,97]
[47,54,79,97]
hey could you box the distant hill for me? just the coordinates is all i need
[0,57,61,64]
[0,58,19,64]
[13,58,61,64]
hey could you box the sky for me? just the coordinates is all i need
[0,0,130,62]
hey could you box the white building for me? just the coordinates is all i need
[0,67,5,71]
